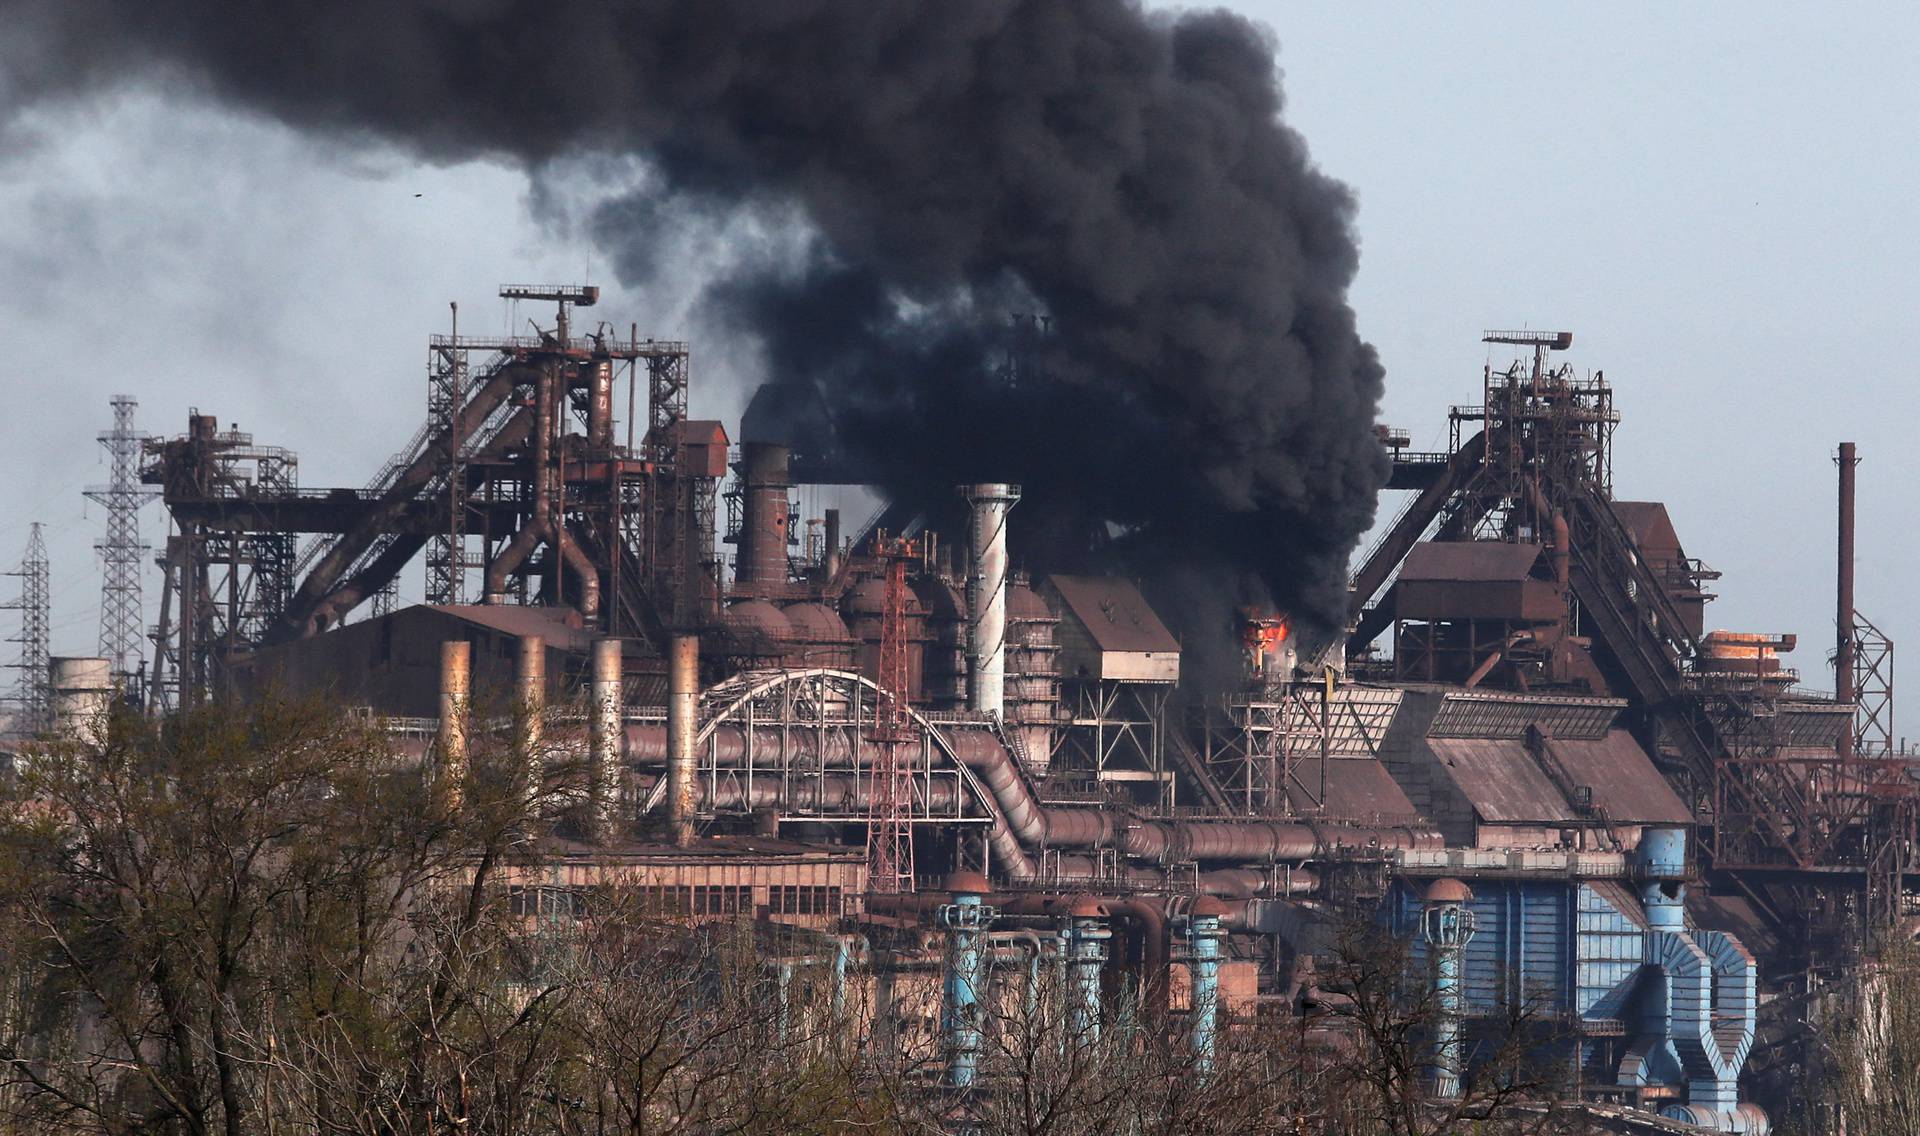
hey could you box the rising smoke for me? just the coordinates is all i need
[1,0,1387,674]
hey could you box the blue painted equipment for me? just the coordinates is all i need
[937,871,996,1090]
[1420,878,1476,1099]
[1185,896,1230,1076]
[1064,896,1111,1044]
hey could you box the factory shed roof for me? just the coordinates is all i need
[425,604,595,652]
[1294,758,1422,823]
[1046,575,1179,654]
[1399,541,1543,583]
[1426,738,1577,824]
[1541,732,1691,824]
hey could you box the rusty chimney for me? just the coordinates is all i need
[961,483,1022,720]
[667,634,701,846]
[735,442,793,596]
[823,507,842,579]
[1837,442,1858,757]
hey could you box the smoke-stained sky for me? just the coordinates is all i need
[0,3,1914,712]
[1,0,1389,680]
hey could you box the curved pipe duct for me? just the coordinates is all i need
[626,721,1436,869]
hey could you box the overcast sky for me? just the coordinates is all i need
[0,4,1913,723]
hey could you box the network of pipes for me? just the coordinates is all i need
[30,289,1881,1133]
[0,5,1905,1132]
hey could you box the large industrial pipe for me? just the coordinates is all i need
[679,775,965,814]
[1525,479,1570,592]
[552,525,601,624]
[516,635,545,795]
[1837,441,1857,757]
[667,635,700,847]
[588,638,623,842]
[482,368,600,619]
[736,442,793,595]
[437,641,472,811]
[961,483,1021,720]
[485,368,556,604]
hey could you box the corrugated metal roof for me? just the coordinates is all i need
[1290,757,1422,822]
[426,604,595,652]
[1426,737,1577,823]
[1543,731,1691,824]
[1045,575,1179,654]
[1427,690,1623,741]
[1399,541,1542,584]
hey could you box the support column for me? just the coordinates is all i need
[1421,879,1476,1099]
[937,871,995,1091]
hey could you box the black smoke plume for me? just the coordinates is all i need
[2,0,1387,676]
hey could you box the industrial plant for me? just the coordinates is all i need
[3,286,1897,1133]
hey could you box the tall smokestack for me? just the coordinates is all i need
[823,507,842,579]
[1837,442,1858,757]
[437,640,471,811]
[588,637,623,842]
[735,442,793,597]
[962,483,1021,720]
[667,634,700,847]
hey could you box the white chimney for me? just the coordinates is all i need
[961,483,1021,720]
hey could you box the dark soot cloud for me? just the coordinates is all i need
[2,0,1387,665]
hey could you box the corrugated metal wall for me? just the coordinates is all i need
[1393,879,1647,1024]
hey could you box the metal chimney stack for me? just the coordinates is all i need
[960,483,1021,720]
[735,442,793,596]
[1836,442,1858,758]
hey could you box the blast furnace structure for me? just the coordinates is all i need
[122,292,1911,1132]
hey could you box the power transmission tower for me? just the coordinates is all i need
[85,395,156,678]
[4,525,51,736]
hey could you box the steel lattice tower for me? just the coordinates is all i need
[4,525,50,736]
[865,534,919,894]
[85,396,156,677]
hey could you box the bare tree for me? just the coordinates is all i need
[1824,933,1920,1135]
[1313,915,1579,1136]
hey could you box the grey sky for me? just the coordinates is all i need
[0,4,1912,719]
